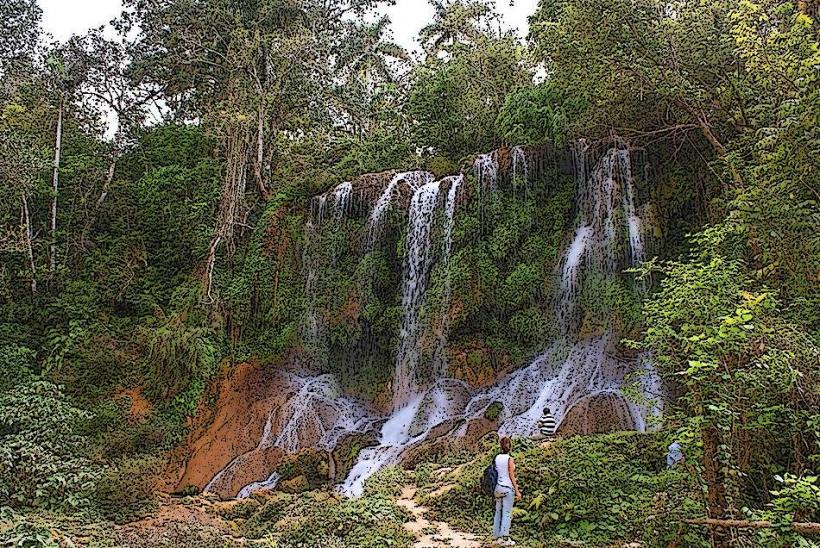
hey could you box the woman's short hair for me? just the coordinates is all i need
[499,436,512,453]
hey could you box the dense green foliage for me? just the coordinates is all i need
[0,381,97,511]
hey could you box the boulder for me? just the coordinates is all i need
[278,475,309,494]
[558,392,636,436]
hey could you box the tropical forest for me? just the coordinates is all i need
[0,0,818,546]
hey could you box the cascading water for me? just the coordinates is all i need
[237,472,281,499]
[511,146,528,182]
[203,372,375,498]
[555,224,592,335]
[302,181,357,356]
[473,151,498,195]
[340,175,466,495]
[393,174,465,402]
[393,179,444,404]
[511,145,529,197]
[339,378,470,497]
[302,220,322,355]
[432,175,464,377]
[347,144,660,495]
[261,374,372,452]
[367,171,434,247]
[207,144,662,500]
[460,143,660,435]
[616,153,645,265]
[332,181,352,221]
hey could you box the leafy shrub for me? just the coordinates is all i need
[753,474,820,547]
[415,462,434,488]
[363,465,409,498]
[0,518,57,548]
[241,492,294,539]
[0,344,34,391]
[484,401,503,421]
[94,454,161,522]
[243,491,412,547]
[142,311,219,401]
[0,381,98,510]
[211,498,260,521]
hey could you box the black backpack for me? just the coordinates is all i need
[480,457,498,496]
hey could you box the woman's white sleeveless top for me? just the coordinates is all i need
[495,453,513,488]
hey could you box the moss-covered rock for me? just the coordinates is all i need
[278,474,310,494]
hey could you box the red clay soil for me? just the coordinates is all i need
[164,360,296,497]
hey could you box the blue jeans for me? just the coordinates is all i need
[493,485,514,538]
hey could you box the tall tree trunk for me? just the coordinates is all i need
[80,135,121,248]
[96,148,118,209]
[254,103,272,200]
[702,426,732,548]
[202,128,249,303]
[49,96,64,273]
[21,195,36,295]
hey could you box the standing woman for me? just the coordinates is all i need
[493,436,521,545]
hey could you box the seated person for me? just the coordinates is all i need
[532,407,557,441]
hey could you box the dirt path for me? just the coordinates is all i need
[397,485,484,548]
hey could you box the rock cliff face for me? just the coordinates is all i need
[172,142,664,499]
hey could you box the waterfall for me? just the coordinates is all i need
[394,179,444,405]
[393,174,465,404]
[461,143,660,436]
[237,472,280,499]
[302,218,322,355]
[339,378,470,497]
[339,145,662,496]
[302,181,357,356]
[473,152,498,195]
[555,224,592,335]
[332,181,352,221]
[367,171,434,247]
[432,175,464,377]
[555,146,647,334]
[617,153,645,265]
[313,194,328,225]
[576,147,647,275]
[511,145,529,197]
[292,144,663,499]
[263,374,370,453]
[512,146,528,182]
[203,372,375,499]
[340,176,465,495]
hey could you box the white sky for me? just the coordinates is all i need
[39,0,539,49]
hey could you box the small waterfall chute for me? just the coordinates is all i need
[332,181,353,221]
[237,472,281,499]
[432,175,464,377]
[394,178,444,405]
[473,152,498,195]
[367,171,434,248]
[511,145,530,198]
